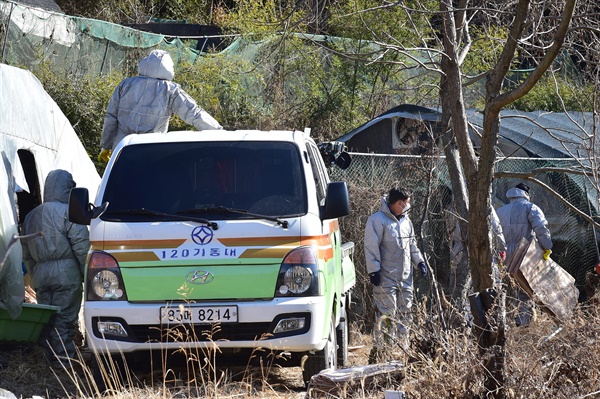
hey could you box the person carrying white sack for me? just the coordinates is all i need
[98,49,222,162]
[497,182,553,326]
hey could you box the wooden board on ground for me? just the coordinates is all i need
[306,362,403,398]
[508,237,579,322]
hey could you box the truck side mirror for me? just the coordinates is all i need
[68,187,108,225]
[334,151,352,170]
[322,181,350,220]
[317,142,352,170]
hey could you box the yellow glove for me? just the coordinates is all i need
[543,249,552,261]
[98,148,111,163]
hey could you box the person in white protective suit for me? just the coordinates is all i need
[445,192,507,296]
[98,49,222,162]
[496,182,553,326]
[21,169,90,364]
[445,196,507,328]
[364,187,428,363]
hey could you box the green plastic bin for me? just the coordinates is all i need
[0,303,60,342]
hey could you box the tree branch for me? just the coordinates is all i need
[494,0,578,109]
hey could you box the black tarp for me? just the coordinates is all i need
[467,109,596,159]
[125,23,227,52]
[337,104,597,159]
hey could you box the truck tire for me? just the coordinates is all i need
[336,306,349,368]
[302,316,337,385]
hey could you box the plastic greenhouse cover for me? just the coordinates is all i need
[0,63,101,319]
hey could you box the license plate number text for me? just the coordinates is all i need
[160,305,238,324]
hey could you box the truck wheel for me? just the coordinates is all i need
[302,316,337,386]
[336,306,349,368]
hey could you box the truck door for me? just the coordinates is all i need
[305,142,329,209]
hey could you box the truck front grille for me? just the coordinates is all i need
[91,312,311,343]
[128,322,273,343]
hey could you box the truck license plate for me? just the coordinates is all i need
[160,305,238,324]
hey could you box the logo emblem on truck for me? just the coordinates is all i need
[186,270,214,284]
[191,226,214,245]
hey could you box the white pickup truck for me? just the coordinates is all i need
[69,129,356,384]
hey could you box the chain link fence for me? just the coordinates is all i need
[332,153,599,305]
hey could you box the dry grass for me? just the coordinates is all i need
[2,298,600,398]
[3,177,600,398]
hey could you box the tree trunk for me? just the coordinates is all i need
[469,289,507,397]
[440,58,470,307]
[439,1,507,396]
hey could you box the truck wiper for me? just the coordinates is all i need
[104,208,218,230]
[177,206,289,228]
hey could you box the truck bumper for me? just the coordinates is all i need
[84,296,328,354]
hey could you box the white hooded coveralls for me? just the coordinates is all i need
[21,169,90,360]
[496,186,552,325]
[496,186,552,259]
[100,49,222,151]
[364,196,425,348]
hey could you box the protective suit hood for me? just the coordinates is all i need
[506,187,530,201]
[43,169,75,204]
[138,49,175,81]
[379,196,394,217]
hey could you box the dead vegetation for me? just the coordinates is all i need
[1,292,600,398]
[2,173,600,398]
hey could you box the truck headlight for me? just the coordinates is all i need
[283,266,313,294]
[91,270,124,299]
[86,251,127,301]
[275,246,321,297]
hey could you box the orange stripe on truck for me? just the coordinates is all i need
[328,219,339,230]
[222,236,334,260]
[217,237,301,246]
[112,252,160,262]
[91,239,187,251]
[90,234,335,261]
[238,248,291,258]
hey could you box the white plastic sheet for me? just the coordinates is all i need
[507,237,579,322]
[0,63,101,319]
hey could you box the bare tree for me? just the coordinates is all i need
[438,1,577,397]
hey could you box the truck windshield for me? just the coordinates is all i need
[101,141,307,221]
